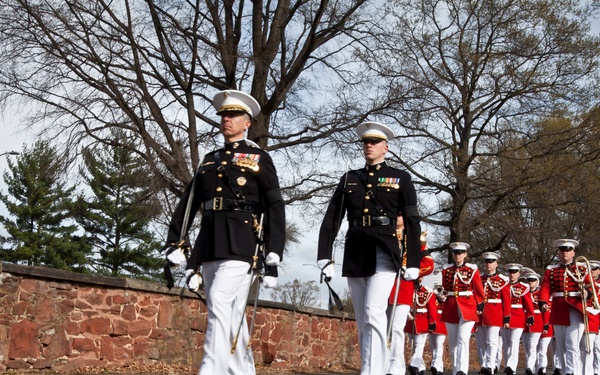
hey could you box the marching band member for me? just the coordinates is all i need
[429,286,447,375]
[405,279,438,375]
[318,122,423,375]
[477,252,511,375]
[521,271,546,375]
[386,230,434,375]
[590,260,600,375]
[441,242,485,375]
[581,259,600,375]
[501,263,535,375]
[539,239,593,375]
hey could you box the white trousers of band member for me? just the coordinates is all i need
[408,333,428,372]
[536,336,552,373]
[522,331,541,371]
[199,260,255,375]
[474,327,485,366]
[501,327,523,371]
[445,310,475,375]
[348,249,396,375]
[594,332,600,374]
[386,304,410,375]
[553,308,584,375]
[428,333,446,373]
[580,332,597,375]
[481,325,502,370]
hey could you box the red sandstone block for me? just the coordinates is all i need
[42,330,70,359]
[75,299,93,310]
[57,356,87,372]
[133,342,159,359]
[100,335,114,360]
[112,319,129,335]
[82,291,104,306]
[111,294,126,305]
[12,301,27,315]
[129,319,153,337]
[157,300,173,328]
[58,299,75,315]
[139,304,159,318]
[122,304,137,321]
[270,360,288,369]
[65,321,80,335]
[6,359,31,369]
[8,319,40,358]
[72,337,97,353]
[20,279,49,294]
[32,357,53,369]
[80,317,111,335]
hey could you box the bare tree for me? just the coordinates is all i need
[357,0,600,257]
[269,278,319,307]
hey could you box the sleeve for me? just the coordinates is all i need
[257,152,286,259]
[501,282,512,319]
[428,293,438,325]
[538,269,552,307]
[399,172,422,269]
[317,174,348,261]
[166,172,203,245]
[523,290,535,318]
[472,270,485,304]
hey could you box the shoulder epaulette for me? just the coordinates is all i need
[547,264,560,270]
[465,263,478,270]
[499,274,509,281]
[443,263,454,269]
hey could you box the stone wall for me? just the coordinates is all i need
[0,262,359,373]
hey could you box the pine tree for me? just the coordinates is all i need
[0,140,90,270]
[73,136,164,280]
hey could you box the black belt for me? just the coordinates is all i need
[204,197,256,212]
[349,216,395,227]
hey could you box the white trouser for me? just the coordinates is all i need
[522,331,541,371]
[580,332,597,375]
[481,325,502,370]
[199,260,255,375]
[348,249,396,375]
[408,333,428,372]
[474,326,485,366]
[594,331,600,374]
[445,310,475,375]
[553,308,584,375]
[497,333,503,368]
[428,333,446,373]
[536,336,552,373]
[386,304,410,375]
[551,337,562,372]
[501,327,523,371]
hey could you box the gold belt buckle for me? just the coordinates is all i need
[362,215,371,227]
[454,290,459,297]
[213,197,223,211]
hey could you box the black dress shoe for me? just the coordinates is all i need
[537,369,546,375]
[526,369,534,375]
[456,372,466,375]
[430,366,438,375]
[482,368,493,375]
[505,367,514,375]
[494,367,498,374]
[408,366,418,375]
[553,369,561,375]
[479,368,485,374]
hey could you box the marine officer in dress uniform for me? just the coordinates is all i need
[165,90,285,375]
[477,252,511,375]
[386,229,434,375]
[539,239,592,375]
[318,122,423,375]
[589,260,600,375]
[441,242,485,375]
[502,263,535,375]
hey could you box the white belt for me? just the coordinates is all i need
[415,308,427,313]
[451,291,473,296]
[534,309,541,314]
[486,299,502,304]
[511,304,523,308]
[553,292,581,297]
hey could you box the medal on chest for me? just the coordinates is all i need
[232,153,260,171]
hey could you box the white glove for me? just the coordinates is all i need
[403,267,419,281]
[262,276,277,288]
[185,269,202,291]
[317,259,336,278]
[265,252,280,266]
[166,247,186,266]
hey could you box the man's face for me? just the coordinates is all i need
[452,250,467,265]
[557,246,575,264]
[591,265,600,281]
[508,269,520,282]
[484,258,498,274]
[220,111,251,140]
[527,278,539,289]
[362,139,388,164]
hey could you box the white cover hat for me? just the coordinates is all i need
[553,239,579,249]
[356,122,395,141]
[449,242,470,252]
[482,251,501,260]
[504,263,523,272]
[213,90,261,118]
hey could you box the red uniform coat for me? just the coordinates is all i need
[405,285,438,334]
[587,279,600,334]
[480,273,511,327]
[441,262,485,323]
[389,252,435,305]
[539,262,593,325]
[525,287,548,333]
[507,281,535,329]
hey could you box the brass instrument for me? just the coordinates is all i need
[575,256,600,353]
